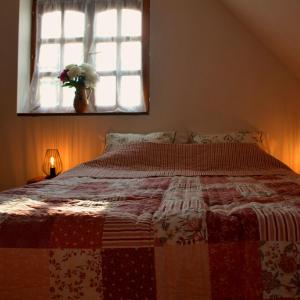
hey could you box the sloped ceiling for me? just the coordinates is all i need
[220,0,300,79]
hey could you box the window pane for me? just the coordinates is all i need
[64,43,83,67]
[95,76,116,107]
[39,44,60,72]
[64,11,85,38]
[95,9,117,37]
[39,77,59,108]
[62,87,75,107]
[96,43,117,71]
[41,11,61,39]
[121,9,141,37]
[120,76,141,108]
[121,42,141,71]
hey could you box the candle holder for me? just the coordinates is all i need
[42,149,63,179]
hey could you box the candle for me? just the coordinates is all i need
[49,156,56,178]
[50,156,55,167]
[42,149,63,178]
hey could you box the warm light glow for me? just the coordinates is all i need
[50,156,55,167]
[42,149,63,177]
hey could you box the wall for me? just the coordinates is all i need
[18,0,32,113]
[221,0,300,79]
[1,0,300,191]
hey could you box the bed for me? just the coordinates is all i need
[0,142,300,300]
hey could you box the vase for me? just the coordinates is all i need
[73,87,91,113]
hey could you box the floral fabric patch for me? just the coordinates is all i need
[153,177,207,246]
[49,249,103,300]
[192,130,263,145]
[260,241,300,299]
[105,131,176,151]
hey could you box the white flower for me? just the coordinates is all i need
[67,65,81,80]
[65,64,77,70]
[85,72,99,88]
[80,64,99,88]
[80,63,94,73]
[62,63,99,89]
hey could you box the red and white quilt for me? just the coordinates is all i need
[0,143,300,300]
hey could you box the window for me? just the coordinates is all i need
[26,0,150,114]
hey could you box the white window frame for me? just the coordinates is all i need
[24,0,150,115]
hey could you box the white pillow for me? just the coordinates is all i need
[105,131,176,151]
[192,131,263,145]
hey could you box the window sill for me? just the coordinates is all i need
[18,111,149,116]
[17,105,149,116]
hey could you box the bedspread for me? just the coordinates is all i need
[1,143,300,300]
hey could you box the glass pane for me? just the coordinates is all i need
[121,9,141,37]
[62,87,75,107]
[39,44,60,72]
[64,43,84,67]
[121,42,141,71]
[64,11,85,38]
[41,11,61,39]
[120,76,141,108]
[39,77,59,108]
[95,9,117,37]
[95,76,116,107]
[96,43,117,71]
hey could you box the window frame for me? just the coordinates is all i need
[22,0,150,116]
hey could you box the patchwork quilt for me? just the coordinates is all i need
[0,143,300,300]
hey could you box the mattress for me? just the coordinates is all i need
[0,143,299,300]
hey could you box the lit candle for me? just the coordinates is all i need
[50,156,55,167]
[49,156,56,178]
[43,149,62,178]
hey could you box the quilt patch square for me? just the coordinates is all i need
[49,249,103,299]
[102,215,155,248]
[0,249,49,300]
[155,243,211,300]
[102,247,156,300]
[203,187,243,206]
[260,241,300,299]
[154,209,207,246]
[0,215,54,248]
[209,241,263,300]
[50,215,104,248]
[266,182,300,196]
[207,208,260,243]
[199,176,230,185]
[154,177,207,246]
[252,205,300,242]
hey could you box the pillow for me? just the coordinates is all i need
[174,131,192,144]
[105,131,176,151]
[192,131,263,145]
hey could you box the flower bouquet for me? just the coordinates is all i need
[59,63,98,113]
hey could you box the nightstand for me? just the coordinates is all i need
[27,176,47,184]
